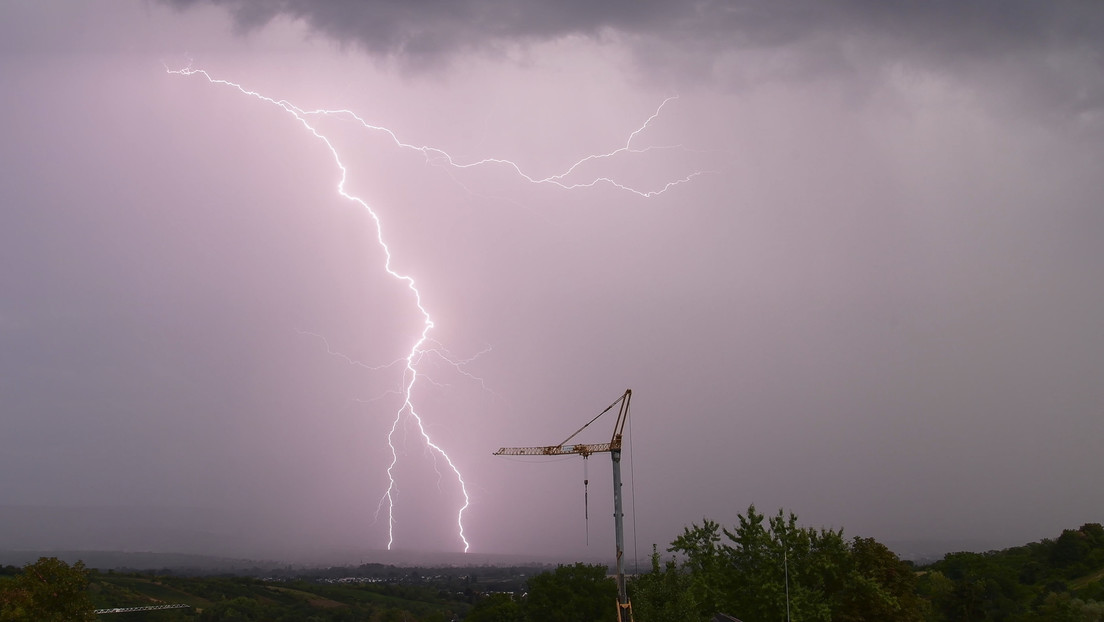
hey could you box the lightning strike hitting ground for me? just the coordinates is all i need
[168,65,701,552]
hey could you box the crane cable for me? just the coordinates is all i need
[583,455,589,545]
[559,392,625,447]
[629,399,638,575]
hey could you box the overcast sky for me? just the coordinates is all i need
[1,0,1103,562]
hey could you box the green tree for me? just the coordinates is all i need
[0,557,96,622]
[672,506,846,621]
[668,506,923,622]
[720,505,790,621]
[465,593,524,622]
[1054,529,1093,570]
[916,570,955,622]
[1037,592,1104,622]
[835,537,923,622]
[523,563,617,622]
[669,518,727,617]
[630,545,701,622]
[735,508,848,622]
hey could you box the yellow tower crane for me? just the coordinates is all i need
[494,389,634,622]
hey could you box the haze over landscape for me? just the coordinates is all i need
[1,0,1102,564]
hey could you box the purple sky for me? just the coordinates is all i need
[1,1,1103,562]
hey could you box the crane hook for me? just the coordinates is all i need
[583,455,589,546]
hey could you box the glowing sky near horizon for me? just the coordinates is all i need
[1,0,1103,561]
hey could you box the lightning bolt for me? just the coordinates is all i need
[168,65,702,553]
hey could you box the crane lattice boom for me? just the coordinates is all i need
[493,442,617,457]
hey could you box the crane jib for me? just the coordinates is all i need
[492,442,619,456]
[492,389,634,622]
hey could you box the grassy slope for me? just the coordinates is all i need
[89,575,214,609]
[1070,567,1104,591]
[90,573,468,617]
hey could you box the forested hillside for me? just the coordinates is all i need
[624,507,1104,622]
[917,522,1104,621]
[2,512,1102,621]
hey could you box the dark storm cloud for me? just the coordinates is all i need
[162,0,676,57]
[163,0,1104,54]
[163,0,1104,111]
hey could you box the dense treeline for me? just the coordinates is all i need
[917,522,1104,621]
[465,563,615,622]
[630,505,923,622]
[625,506,1104,622]
[2,510,1102,621]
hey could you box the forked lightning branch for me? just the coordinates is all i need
[169,66,701,552]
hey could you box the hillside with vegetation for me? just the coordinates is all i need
[916,522,1104,621]
[1,509,1102,621]
[1,560,525,621]
[625,507,1104,622]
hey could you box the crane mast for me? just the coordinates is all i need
[494,389,634,622]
